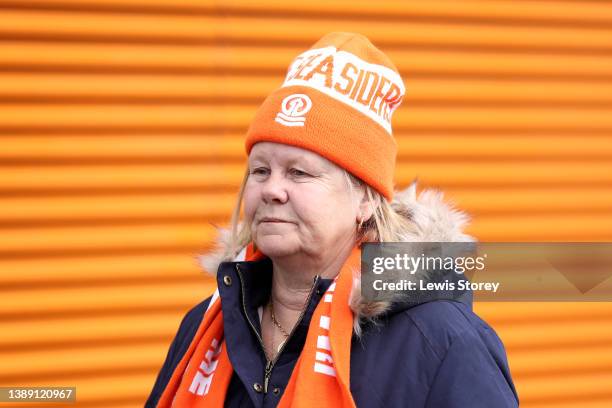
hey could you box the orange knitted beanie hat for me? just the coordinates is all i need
[244,32,405,201]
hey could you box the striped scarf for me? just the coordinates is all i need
[156,244,359,407]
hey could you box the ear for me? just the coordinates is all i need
[356,187,380,223]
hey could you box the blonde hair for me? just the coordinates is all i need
[343,171,417,243]
[223,166,416,261]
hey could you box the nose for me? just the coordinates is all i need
[260,171,289,204]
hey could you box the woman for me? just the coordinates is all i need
[146,32,519,407]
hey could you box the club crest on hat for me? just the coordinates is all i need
[275,93,312,127]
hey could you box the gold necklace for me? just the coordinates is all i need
[269,299,291,337]
[269,298,290,352]
[268,283,316,355]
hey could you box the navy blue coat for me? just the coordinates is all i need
[146,257,519,407]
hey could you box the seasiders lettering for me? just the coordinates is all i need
[282,46,405,133]
[289,53,324,81]
[287,55,400,114]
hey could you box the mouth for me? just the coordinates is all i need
[259,217,290,224]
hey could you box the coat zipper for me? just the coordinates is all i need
[236,264,320,394]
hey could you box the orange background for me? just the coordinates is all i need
[1,1,612,407]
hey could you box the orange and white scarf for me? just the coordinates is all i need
[156,244,359,408]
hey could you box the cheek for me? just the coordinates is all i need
[290,188,324,221]
[242,184,259,222]
[294,187,355,230]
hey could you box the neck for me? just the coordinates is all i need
[269,234,356,313]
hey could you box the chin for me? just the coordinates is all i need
[254,235,299,258]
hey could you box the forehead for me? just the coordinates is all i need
[248,142,335,170]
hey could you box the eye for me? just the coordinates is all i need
[249,167,269,176]
[289,168,310,177]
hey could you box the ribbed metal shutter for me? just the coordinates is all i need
[1,1,611,406]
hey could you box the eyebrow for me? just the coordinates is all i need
[250,155,310,165]
[248,151,332,171]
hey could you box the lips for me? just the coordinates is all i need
[259,217,290,223]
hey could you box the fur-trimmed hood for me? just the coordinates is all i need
[198,181,475,325]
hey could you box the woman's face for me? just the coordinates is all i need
[244,142,362,259]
